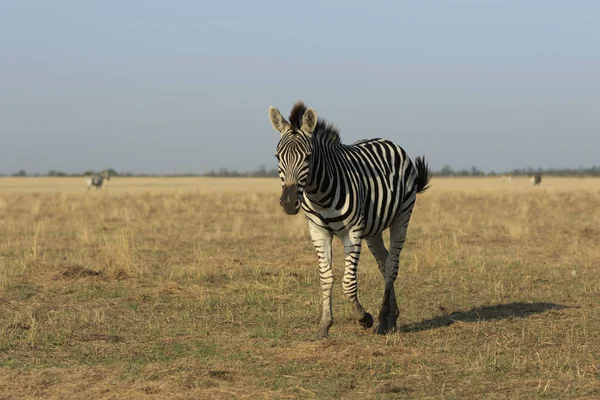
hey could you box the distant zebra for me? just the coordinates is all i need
[530,173,542,185]
[269,102,431,339]
[86,170,110,190]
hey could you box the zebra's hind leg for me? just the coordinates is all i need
[375,213,413,334]
[342,228,374,330]
[308,223,335,340]
[366,233,392,334]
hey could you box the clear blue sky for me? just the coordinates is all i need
[1,1,598,174]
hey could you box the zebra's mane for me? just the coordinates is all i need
[289,101,341,146]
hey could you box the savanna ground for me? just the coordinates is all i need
[0,176,599,399]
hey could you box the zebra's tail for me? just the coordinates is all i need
[414,156,432,194]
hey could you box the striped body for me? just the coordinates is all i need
[86,171,110,190]
[302,138,419,239]
[270,102,430,338]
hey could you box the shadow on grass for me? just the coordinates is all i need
[400,302,567,333]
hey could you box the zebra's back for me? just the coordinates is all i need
[352,138,419,237]
[304,138,420,238]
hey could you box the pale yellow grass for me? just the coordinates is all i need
[431,176,600,192]
[0,177,281,193]
[2,175,599,193]
[0,177,599,399]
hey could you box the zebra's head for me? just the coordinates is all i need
[269,104,318,215]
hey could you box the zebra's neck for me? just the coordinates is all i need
[305,142,344,206]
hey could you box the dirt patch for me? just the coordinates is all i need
[377,383,413,394]
[60,265,103,279]
[79,333,123,343]
[208,370,235,381]
[6,322,31,331]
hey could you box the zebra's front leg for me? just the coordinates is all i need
[309,223,334,340]
[342,229,374,330]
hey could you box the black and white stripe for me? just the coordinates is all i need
[530,173,542,185]
[86,170,110,190]
[269,102,431,338]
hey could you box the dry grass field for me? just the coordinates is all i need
[0,176,599,399]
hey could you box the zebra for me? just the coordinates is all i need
[86,170,110,190]
[530,173,542,185]
[268,101,431,339]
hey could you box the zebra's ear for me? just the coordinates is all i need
[301,108,317,134]
[269,106,289,134]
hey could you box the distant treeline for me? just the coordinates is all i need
[4,169,121,177]
[435,165,600,177]
[203,165,600,177]
[3,165,600,177]
[203,165,278,178]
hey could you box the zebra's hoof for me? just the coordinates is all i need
[312,331,329,341]
[375,322,389,335]
[359,313,374,329]
[375,323,398,335]
[311,324,331,341]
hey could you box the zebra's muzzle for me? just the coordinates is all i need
[280,184,301,215]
